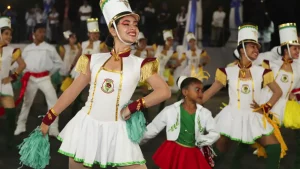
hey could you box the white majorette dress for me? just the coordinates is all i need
[0,45,21,96]
[154,30,178,82]
[57,50,159,168]
[260,23,300,124]
[215,64,275,144]
[70,18,102,79]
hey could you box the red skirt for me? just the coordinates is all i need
[153,141,212,169]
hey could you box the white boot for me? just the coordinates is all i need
[49,117,59,137]
[14,124,26,135]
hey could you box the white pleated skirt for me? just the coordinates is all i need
[57,110,145,168]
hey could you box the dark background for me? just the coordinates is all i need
[1,0,300,48]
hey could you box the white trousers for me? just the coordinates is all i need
[16,76,59,128]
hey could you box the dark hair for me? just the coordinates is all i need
[177,77,201,89]
[1,27,11,34]
[281,45,287,56]
[112,11,133,29]
[105,34,114,49]
[33,23,46,33]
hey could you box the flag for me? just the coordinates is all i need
[182,0,203,50]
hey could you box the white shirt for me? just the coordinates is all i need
[176,13,186,26]
[22,42,63,74]
[79,5,92,21]
[144,7,155,13]
[49,12,59,24]
[36,12,44,24]
[212,11,226,27]
[141,100,220,147]
[262,21,274,43]
[25,12,36,26]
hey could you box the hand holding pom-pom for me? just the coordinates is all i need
[121,107,131,120]
[40,122,49,136]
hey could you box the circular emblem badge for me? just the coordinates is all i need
[241,84,250,94]
[280,74,289,83]
[101,78,114,93]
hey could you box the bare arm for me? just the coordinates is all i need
[15,57,26,74]
[144,74,171,107]
[52,67,91,115]
[202,81,224,103]
[266,81,282,105]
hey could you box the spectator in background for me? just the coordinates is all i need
[63,0,72,31]
[78,0,92,42]
[260,12,274,52]
[157,2,171,32]
[48,7,60,43]
[176,6,187,44]
[144,1,156,44]
[211,6,226,47]
[36,8,44,24]
[25,8,36,41]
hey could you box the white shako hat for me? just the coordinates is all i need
[87,18,100,33]
[163,29,173,41]
[138,32,146,41]
[186,32,196,42]
[0,17,11,29]
[100,0,140,28]
[63,30,73,39]
[279,23,300,46]
[237,24,260,47]
[177,76,188,89]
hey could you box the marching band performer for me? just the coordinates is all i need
[154,29,182,111]
[0,17,26,147]
[141,76,220,169]
[14,23,63,137]
[131,32,150,58]
[181,32,210,81]
[260,23,300,169]
[39,0,171,168]
[203,23,286,169]
[59,30,82,78]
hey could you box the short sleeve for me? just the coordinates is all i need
[263,69,274,87]
[140,58,159,83]
[200,50,207,58]
[215,68,227,86]
[262,60,270,69]
[75,54,91,74]
[12,48,21,62]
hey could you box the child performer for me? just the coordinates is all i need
[141,76,220,169]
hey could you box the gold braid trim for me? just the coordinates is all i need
[12,48,21,62]
[215,68,227,86]
[251,109,287,158]
[263,71,274,87]
[140,59,159,83]
[75,55,89,74]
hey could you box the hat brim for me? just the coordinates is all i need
[238,40,261,48]
[109,13,140,28]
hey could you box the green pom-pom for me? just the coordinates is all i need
[18,127,50,169]
[12,74,22,90]
[51,71,62,86]
[123,101,147,144]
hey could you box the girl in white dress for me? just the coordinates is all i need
[0,17,26,148]
[202,24,286,169]
[40,0,171,169]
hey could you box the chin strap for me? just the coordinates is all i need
[112,21,134,46]
[242,41,252,62]
[287,43,293,59]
